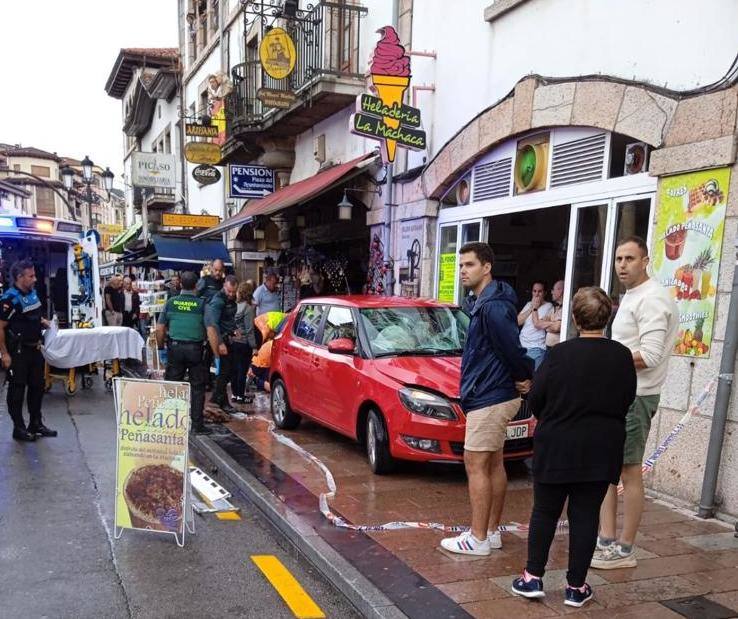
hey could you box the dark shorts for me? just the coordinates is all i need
[623,394,660,465]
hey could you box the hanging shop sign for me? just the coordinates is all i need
[131,152,177,189]
[259,27,297,80]
[514,133,549,194]
[257,87,297,109]
[228,164,275,199]
[651,167,731,358]
[191,164,221,186]
[114,378,191,545]
[349,26,426,164]
[185,123,219,138]
[437,253,457,303]
[184,141,221,165]
[162,213,220,228]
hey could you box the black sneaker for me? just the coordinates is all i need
[232,396,244,403]
[565,583,593,608]
[29,424,58,438]
[220,403,237,415]
[511,574,545,599]
[12,428,37,442]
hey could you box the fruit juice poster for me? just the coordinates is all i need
[114,379,190,537]
[652,167,731,357]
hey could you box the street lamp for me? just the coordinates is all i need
[60,165,74,191]
[81,155,93,183]
[102,167,115,196]
[64,156,115,230]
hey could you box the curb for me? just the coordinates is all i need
[190,434,408,619]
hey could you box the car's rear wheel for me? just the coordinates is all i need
[366,409,395,475]
[271,379,301,430]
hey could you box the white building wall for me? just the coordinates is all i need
[407,0,738,168]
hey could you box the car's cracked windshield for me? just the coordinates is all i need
[359,307,469,357]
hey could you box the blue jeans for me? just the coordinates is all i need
[526,347,547,371]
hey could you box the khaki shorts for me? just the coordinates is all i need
[464,398,521,452]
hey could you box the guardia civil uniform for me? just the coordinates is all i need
[157,289,212,432]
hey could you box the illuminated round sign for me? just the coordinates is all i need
[514,143,547,193]
[259,27,297,80]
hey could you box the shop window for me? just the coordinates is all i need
[321,306,356,346]
[294,304,327,342]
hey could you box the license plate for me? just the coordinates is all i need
[506,424,528,440]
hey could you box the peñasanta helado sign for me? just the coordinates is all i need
[114,378,191,544]
[349,26,426,164]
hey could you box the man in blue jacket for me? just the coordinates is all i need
[442,242,533,556]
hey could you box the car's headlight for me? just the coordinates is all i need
[398,387,457,420]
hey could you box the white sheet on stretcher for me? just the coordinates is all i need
[42,325,145,369]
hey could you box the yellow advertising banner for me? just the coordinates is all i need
[114,378,191,545]
[651,167,731,357]
[184,141,221,164]
[437,253,456,303]
[162,213,220,228]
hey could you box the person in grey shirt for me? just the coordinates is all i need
[253,272,281,316]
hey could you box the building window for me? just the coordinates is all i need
[36,186,56,217]
[13,164,20,171]
[31,165,51,178]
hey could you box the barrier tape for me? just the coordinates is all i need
[239,411,568,535]
[617,377,717,495]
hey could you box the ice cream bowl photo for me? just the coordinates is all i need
[123,464,184,533]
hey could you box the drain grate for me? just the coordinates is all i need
[661,595,738,619]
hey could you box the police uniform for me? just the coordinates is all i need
[157,290,212,431]
[196,274,223,303]
[0,286,53,437]
[208,288,238,411]
[196,274,223,387]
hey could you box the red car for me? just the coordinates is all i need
[269,296,534,474]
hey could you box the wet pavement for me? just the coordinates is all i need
[217,392,738,618]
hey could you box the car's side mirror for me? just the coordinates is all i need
[328,338,355,354]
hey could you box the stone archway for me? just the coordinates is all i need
[419,76,738,201]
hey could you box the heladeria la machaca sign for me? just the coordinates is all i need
[651,167,731,358]
[350,26,426,164]
[114,378,192,546]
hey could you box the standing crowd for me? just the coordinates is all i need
[443,237,678,609]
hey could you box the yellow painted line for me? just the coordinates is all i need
[216,511,242,521]
[251,555,326,619]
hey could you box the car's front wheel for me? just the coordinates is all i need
[271,379,301,430]
[366,409,395,475]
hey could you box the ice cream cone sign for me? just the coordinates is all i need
[350,26,426,164]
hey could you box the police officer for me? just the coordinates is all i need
[156,271,212,435]
[196,258,225,302]
[197,259,225,389]
[206,274,239,415]
[0,259,57,442]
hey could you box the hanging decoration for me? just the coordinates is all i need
[366,233,388,295]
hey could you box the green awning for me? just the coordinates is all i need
[106,221,142,254]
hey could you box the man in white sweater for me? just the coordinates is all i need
[592,236,678,570]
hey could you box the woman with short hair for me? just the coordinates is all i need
[231,281,256,404]
[511,286,636,608]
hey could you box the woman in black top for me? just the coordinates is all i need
[512,287,636,608]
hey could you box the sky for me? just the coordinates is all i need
[0,1,179,187]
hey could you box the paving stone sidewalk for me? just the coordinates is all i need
[219,395,738,618]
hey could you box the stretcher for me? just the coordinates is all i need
[42,325,145,395]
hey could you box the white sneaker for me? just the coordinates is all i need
[591,537,615,562]
[440,531,492,556]
[590,544,637,570]
[487,530,502,549]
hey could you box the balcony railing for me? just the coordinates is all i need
[226,1,367,133]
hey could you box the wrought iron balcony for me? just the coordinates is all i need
[224,1,368,153]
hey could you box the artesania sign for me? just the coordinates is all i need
[349,26,426,164]
[185,123,219,138]
[113,378,192,546]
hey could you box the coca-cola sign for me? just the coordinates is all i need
[192,164,221,186]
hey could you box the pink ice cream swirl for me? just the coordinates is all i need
[370,26,410,77]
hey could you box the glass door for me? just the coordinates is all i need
[435,219,485,304]
[562,203,608,339]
